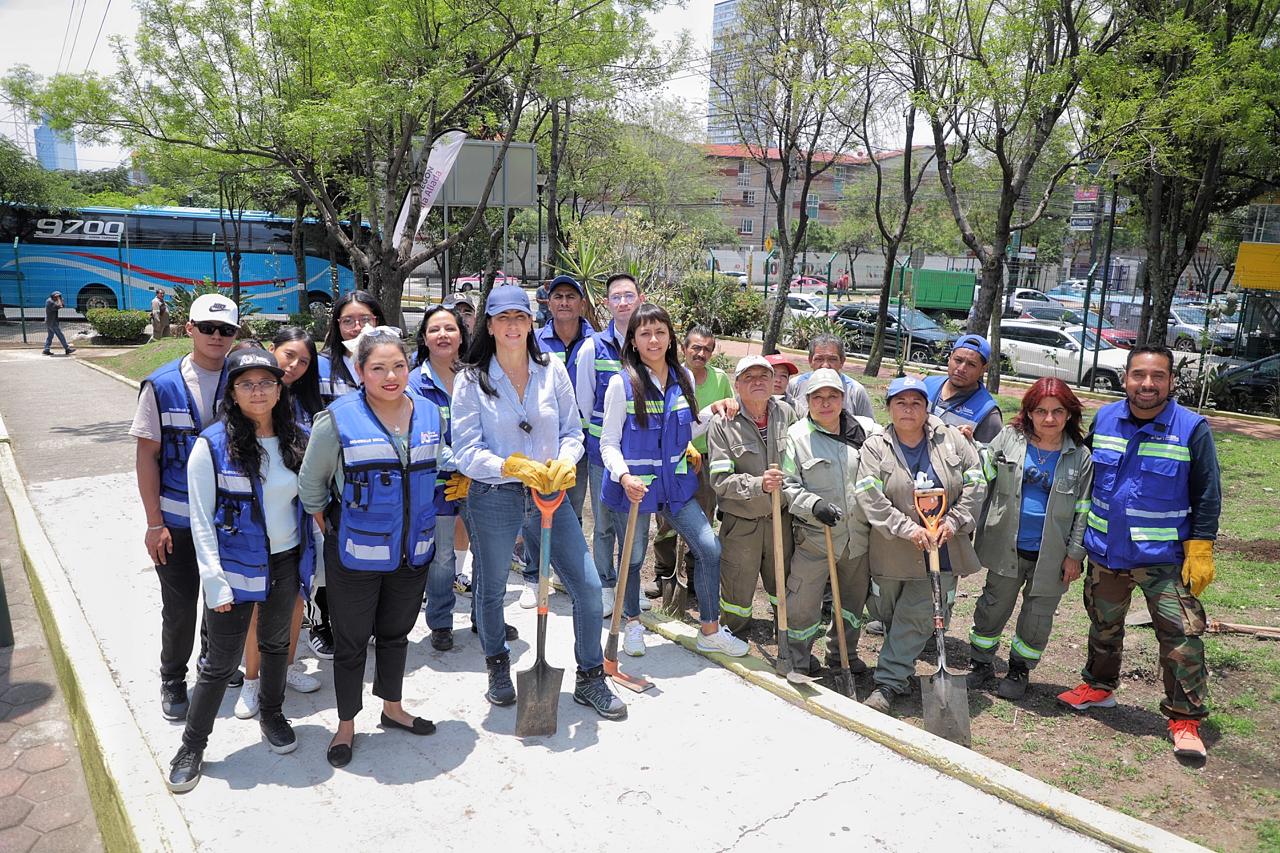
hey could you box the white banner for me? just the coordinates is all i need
[408,130,467,244]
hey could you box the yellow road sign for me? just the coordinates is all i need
[764,236,773,253]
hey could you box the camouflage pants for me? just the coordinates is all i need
[1082,562,1208,720]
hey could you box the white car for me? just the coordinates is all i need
[1007,287,1056,313]
[999,320,1127,391]
[781,293,828,318]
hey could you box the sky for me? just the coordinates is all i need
[0,0,717,171]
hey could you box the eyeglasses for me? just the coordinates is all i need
[195,322,238,338]
[234,379,280,394]
[338,313,378,329]
[608,293,639,305]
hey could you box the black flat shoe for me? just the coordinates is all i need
[471,622,519,641]
[327,737,353,768]
[380,712,436,735]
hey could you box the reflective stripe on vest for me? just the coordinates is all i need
[330,392,441,572]
[923,374,999,431]
[600,370,699,515]
[407,365,458,518]
[144,357,225,529]
[1084,400,1202,570]
[584,325,622,465]
[318,352,356,403]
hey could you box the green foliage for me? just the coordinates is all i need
[666,271,765,338]
[168,282,222,328]
[241,317,282,340]
[783,314,845,351]
[86,308,150,341]
[0,137,75,207]
[286,311,327,338]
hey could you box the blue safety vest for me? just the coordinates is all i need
[583,322,623,466]
[143,357,226,529]
[923,375,999,433]
[329,391,441,572]
[200,422,316,603]
[407,363,456,518]
[601,371,699,515]
[535,318,594,372]
[1084,399,1203,569]
[318,350,357,403]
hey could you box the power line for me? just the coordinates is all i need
[56,0,80,75]
[84,0,114,72]
[65,0,92,74]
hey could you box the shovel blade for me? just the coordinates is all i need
[833,670,855,699]
[514,660,564,738]
[921,669,972,747]
[604,658,653,693]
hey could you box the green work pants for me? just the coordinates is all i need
[870,573,956,695]
[969,555,1062,670]
[716,511,789,635]
[783,544,869,674]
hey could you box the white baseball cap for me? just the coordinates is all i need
[734,355,774,379]
[805,368,846,396]
[189,293,240,327]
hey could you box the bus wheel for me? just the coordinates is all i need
[77,285,117,316]
[307,293,331,318]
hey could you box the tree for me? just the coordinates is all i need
[0,138,75,207]
[12,0,644,322]
[713,0,864,353]
[894,0,1126,389]
[1093,1,1280,344]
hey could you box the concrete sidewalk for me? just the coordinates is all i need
[0,349,1196,852]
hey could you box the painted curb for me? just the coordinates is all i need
[639,610,1207,853]
[0,445,196,852]
[78,357,142,390]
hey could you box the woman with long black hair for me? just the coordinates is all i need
[451,285,626,721]
[166,348,316,793]
[599,303,747,658]
[409,305,474,651]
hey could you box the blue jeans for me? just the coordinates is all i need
[589,462,624,588]
[523,458,590,584]
[613,498,721,624]
[465,482,603,670]
[43,326,69,351]
[424,511,457,631]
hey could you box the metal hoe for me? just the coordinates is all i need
[603,501,653,692]
[913,486,972,747]
[515,490,567,737]
[822,526,855,697]
[770,466,814,683]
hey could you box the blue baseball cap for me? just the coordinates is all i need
[953,334,991,362]
[886,375,928,401]
[547,274,585,296]
[485,285,533,317]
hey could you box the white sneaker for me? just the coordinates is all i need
[696,626,749,658]
[601,587,615,619]
[234,678,260,719]
[639,595,652,612]
[519,581,538,609]
[286,662,320,694]
[623,621,646,657]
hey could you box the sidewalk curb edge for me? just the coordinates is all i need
[78,357,142,390]
[0,445,196,853]
[640,611,1206,853]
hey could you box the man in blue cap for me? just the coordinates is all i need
[923,334,1003,444]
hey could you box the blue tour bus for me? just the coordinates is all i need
[0,203,359,318]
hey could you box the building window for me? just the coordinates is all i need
[738,218,754,235]
[741,190,756,206]
[806,192,820,218]
[833,167,844,195]
[737,160,750,187]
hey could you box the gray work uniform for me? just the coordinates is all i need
[781,414,881,673]
[970,426,1092,669]
[855,416,986,694]
[706,396,796,635]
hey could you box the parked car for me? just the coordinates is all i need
[999,320,1126,391]
[833,302,959,363]
[1167,305,1236,353]
[777,293,829,319]
[790,275,829,294]
[454,270,520,291]
[721,270,750,286]
[1218,353,1280,414]
[1044,286,1087,309]
[1007,287,1056,313]
[1018,305,1137,348]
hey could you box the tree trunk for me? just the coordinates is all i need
[291,197,308,309]
[864,243,901,377]
[763,246,796,354]
[545,99,566,274]
[971,251,1007,390]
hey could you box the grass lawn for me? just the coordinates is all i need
[92,338,192,382]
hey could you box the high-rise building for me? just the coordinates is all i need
[707,0,767,146]
[34,117,77,171]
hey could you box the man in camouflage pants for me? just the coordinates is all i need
[1058,347,1221,760]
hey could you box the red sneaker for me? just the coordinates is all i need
[1057,682,1117,710]
[1169,720,1207,759]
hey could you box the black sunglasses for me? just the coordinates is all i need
[195,322,238,338]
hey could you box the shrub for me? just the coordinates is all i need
[667,271,765,338]
[87,308,150,341]
[783,315,849,351]
[242,317,282,340]
[287,310,328,338]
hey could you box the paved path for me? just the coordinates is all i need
[0,349,1120,851]
[0,476,103,851]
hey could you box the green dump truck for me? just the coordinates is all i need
[903,268,977,318]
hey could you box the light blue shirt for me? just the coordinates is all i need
[452,354,584,484]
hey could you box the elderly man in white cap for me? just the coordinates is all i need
[705,355,797,635]
[130,292,241,722]
[781,368,881,676]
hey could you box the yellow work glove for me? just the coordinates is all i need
[544,458,577,493]
[1181,540,1215,597]
[443,473,470,502]
[685,442,702,474]
[501,453,550,491]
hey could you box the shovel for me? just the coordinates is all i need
[515,490,567,737]
[769,467,814,683]
[822,527,855,698]
[603,501,653,692]
[659,532,689,615]
[914,486,972,748]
